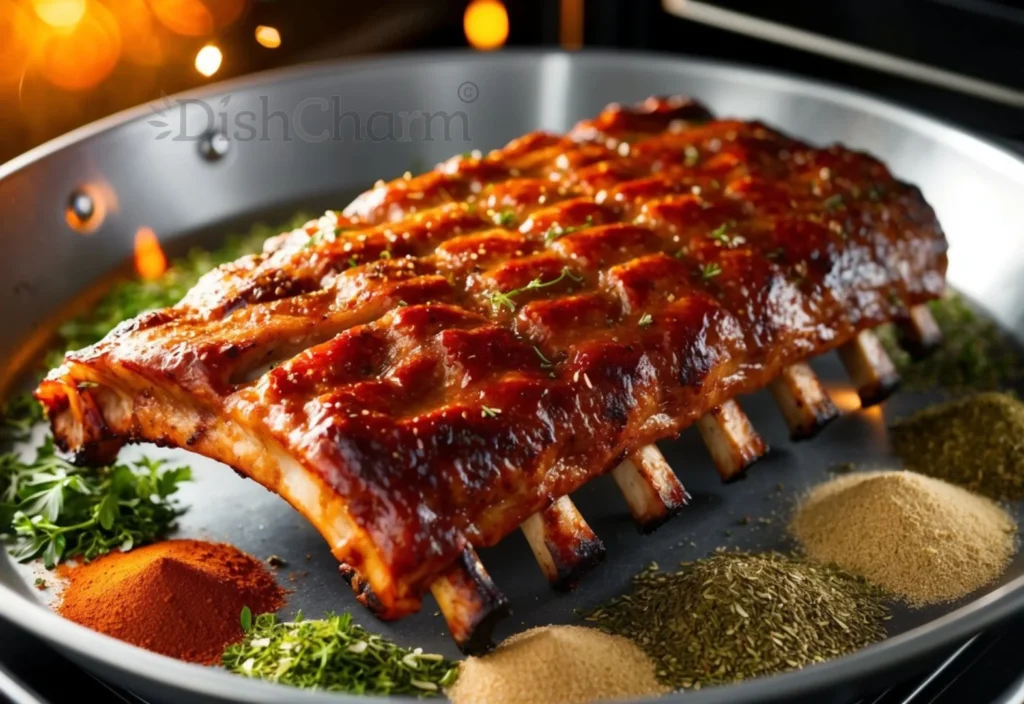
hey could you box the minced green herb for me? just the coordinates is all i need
[224,611,457,696]
[581,552,889,690]
[891,391,1024,500]
[876,291,1020,394]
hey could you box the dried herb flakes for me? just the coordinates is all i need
[581,552,889,690]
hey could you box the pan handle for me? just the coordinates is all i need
[0,662,47,704]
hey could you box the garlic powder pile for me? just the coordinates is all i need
[447,625,666,704]
[791,470,1016,605]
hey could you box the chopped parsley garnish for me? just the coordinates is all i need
[224,611,457,696]
[494,209,517,227]
[638,313,654,328]
[481,406,502,419]
[486,267,584,312]
[699,263,723,280]
[706,222,745,249]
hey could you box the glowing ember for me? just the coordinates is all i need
[254,25,281,49]
[194,44,222,77]
[134,228,168,281]
[464,0,508,51]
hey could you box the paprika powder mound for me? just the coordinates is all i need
[57,539,285,664]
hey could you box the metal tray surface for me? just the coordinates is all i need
[1,51,1024,704]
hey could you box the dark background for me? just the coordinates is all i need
[1,0,1022,165]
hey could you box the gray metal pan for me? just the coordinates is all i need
[2,50,1024,704]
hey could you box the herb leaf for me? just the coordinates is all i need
[0,429,190,567]
[240,605,253,633]
[223,612,457,696]
[698,262,723,280]
[486,267,584,312]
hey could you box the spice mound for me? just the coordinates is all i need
[791,470,1016,606]
[57,539,285,664]
[447,625,666,704]
[582,553,888,690]
[224,612,457,697]
[891,392,1024,500]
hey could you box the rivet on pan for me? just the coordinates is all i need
[198,130,230,161]
[67,190,95,222]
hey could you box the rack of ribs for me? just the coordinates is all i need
[36,96,947,654]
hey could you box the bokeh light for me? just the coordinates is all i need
[464,0,508,51]
[149,0,245,36]
[194,44,223,77]
[31,0,86,29]
[254,24,281,49]
[107,0,164,66]
[0,1,36,83]
[39,1,122,90]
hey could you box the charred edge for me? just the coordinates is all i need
[609,450,688,534]
[547,534,607,591]
[338,563,387,617]
[433,547,510,656]
[787,404,839,442]
[837,330,902,409]
[696,402,769,483]
[858,373,902,408]
[896,306,943,360]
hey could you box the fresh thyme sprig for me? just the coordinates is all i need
[486,267,584,312]
[0,430,190,568]
[543,216,594,243]
[223,611,458,696]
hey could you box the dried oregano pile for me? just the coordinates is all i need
[581,552,889,690]
[891,392,1024,500]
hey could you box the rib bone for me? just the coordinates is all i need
[897,304,942,359]
[611,444,689,531]
[520,496,606,589]
[429,546,510,655]
[837,329,901,407]
[769,362,840,441]
[697,399,769,481]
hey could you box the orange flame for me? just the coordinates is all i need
[464,0,508,51]
[134,228,168,281]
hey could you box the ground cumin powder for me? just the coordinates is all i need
[791,471,1016,605]
[447,625,666,704]
[57,540,285,663]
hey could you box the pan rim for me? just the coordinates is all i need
[3,48,1024,704]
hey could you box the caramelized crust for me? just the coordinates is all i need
[36,97,947,618]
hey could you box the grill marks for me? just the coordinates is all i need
[47,96,947,616]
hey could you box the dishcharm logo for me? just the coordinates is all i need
[147,83,477,144]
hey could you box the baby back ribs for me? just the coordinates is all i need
[36,96,947,650]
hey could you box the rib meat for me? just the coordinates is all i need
[36,96,947,624]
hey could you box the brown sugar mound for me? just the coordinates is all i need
[447,625,667,704]
[58,539,285,664]
[791,471,1016,606]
